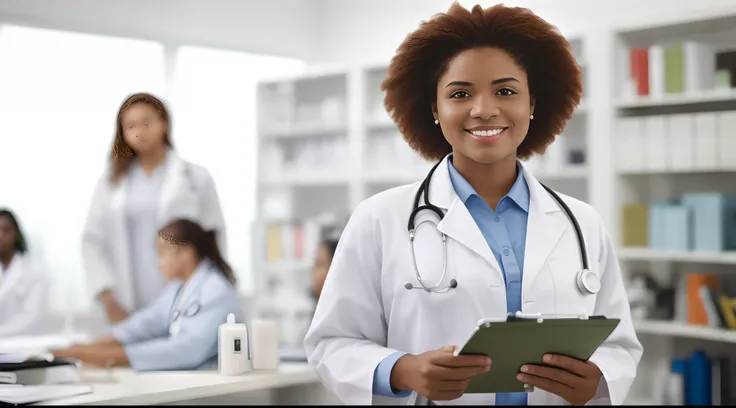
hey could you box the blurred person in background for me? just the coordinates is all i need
[0,208,46,337]
[53,218,244,371]
[310,237,338,301]
[83,92,226,325]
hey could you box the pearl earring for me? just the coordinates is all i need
[530,114,534,120]
[434,119,439,125]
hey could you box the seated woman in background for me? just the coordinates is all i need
[0,208,46,337]
[310,237,339,301]
[53,219,244,371]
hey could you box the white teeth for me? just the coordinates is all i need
[470,129,504,137]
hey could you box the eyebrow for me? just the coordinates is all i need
[445,77,520,88]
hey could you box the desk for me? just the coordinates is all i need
[38,363,335,406]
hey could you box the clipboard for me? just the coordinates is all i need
[453,313,620,394]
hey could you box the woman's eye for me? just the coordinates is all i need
[497,88,517,96]
[450,91,470,99]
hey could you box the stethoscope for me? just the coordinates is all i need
[168,276,205,337]
[404,159,600,296]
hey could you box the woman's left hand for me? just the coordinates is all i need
[516,354,602,405]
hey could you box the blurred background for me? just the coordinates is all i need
[2,0,736,405]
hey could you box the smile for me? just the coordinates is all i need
[465,127,508,143]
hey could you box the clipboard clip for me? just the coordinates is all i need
[477,312,590,327]
[511,312,590,321]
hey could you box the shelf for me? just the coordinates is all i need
[618,247,736,264]
[261,123,347,139]
[618,167,736,176]
[261,171,351,186]
[534,166,588,181]
[634,320,736,343]
[363,168,427,184]
[266,259,312,273]
[615,88,736,109]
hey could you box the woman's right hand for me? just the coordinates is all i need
[390,345,491,401]
[98,290,129,323]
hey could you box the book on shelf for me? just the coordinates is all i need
[265,218,345,265]
[625,41,732,99]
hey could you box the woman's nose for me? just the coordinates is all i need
[470,95,500,120]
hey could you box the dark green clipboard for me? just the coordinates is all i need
[454,315,620,394]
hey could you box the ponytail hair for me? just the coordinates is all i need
[158,219,236,285]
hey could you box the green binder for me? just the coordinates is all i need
[454,315,620,394]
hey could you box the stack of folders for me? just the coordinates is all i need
[0,356,92,405]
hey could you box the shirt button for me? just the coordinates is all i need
[503,249,510,256]
[494,216,501,222]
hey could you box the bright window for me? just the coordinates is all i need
[0,25,166,314]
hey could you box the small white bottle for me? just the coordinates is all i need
[218,313,251,376]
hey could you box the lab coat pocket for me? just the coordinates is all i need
[547,254,597,316]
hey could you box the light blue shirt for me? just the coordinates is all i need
[125,156,168,311]
[111,260,245,371]
[372,156,530,405]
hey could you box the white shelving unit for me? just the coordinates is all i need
[254,67,355,349]
[612,12,736,405]
[524,37,591,203]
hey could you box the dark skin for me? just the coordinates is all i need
[0,216,16,268]
[392,47,602,403]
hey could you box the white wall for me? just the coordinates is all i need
[0,0,321,60]
[313,0,736,65]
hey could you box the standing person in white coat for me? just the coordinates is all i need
[83,92,226,324]
[304,3,643,406]
[0,208,46,337]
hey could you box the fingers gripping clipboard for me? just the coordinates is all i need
[453,313,620,394]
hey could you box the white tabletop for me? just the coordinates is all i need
[37,363,320,405]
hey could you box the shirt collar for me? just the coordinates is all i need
[447,154,530,213]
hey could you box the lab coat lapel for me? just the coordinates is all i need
[428,156,505,283]
[0,253,22,300]
[158,152,185,223]
[521,168,568,299]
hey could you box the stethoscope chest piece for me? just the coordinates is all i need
[576,269,600,295]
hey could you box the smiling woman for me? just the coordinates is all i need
[303,2,641,406]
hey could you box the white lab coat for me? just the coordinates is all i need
[110,260,245,371]
[304,155,643,406]
[82,152,226,314]
[0,252,46,337]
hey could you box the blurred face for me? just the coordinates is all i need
[311,244,333,299]
[434,47,534,165]
[121,103,167,154]
[156,237,196,280]
[0,216,16,256]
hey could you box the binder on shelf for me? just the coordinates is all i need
[454,313,620,394]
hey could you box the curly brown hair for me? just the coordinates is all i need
[382,2,582,161]
[109,92,173,183]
